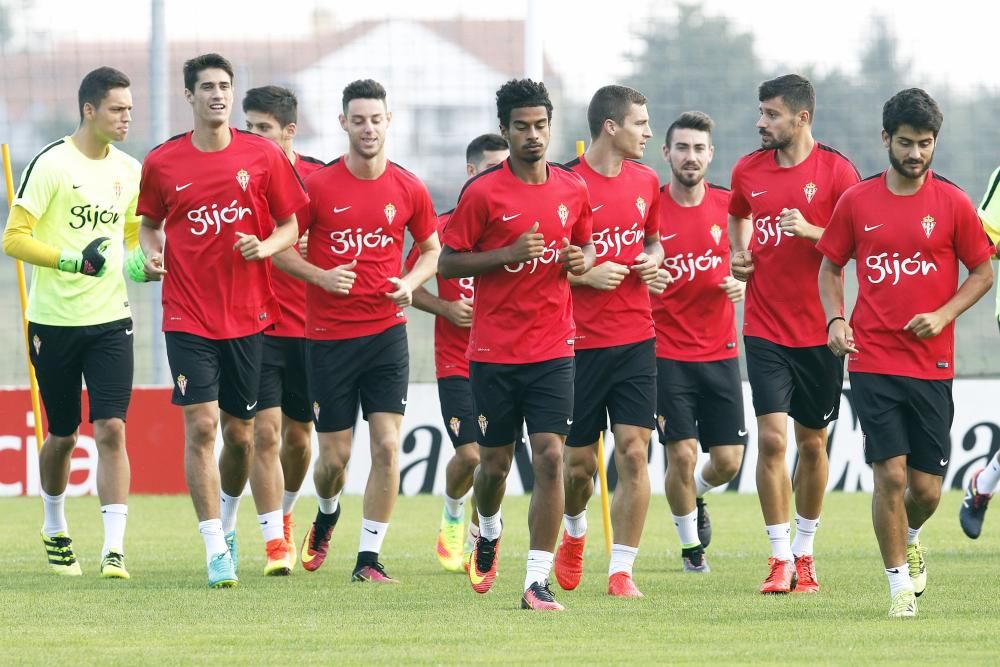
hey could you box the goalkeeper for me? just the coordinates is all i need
[2,67,142,580]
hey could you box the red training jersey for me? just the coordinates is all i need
[817,171,993,380]
[653,182,739,362]
[405,211,474,379]
[565,155,660,350]
[300,158,436,340]
[136,129,308,339]
[267,153,325,338]
[729,143,860,347]
[441,159,593,364]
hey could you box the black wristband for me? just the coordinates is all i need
[826,316,846,333]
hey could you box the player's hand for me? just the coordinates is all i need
[558,237,587,275]
[731,250,754,281]
[584,260,629,290]
[316,259,357,295]
[718,275,745,303]
[631,252,659,285]
[904,312,948,339]
[298,231,309,259]
[385,276,413,307]
[507,222,545,263]
[443,296,473,328]
[234,232,269,260]
[58,237,111,277]
[647,268,672,295]
[827,319,858,357]
[778,208,818,239]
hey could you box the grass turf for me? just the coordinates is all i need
[0,491,996,665]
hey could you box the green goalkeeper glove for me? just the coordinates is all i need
[125,245,149,282]
[57,237,111,277]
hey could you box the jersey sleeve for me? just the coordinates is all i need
[728,161,751,218]
[298,172,321,234]
[136,156,166,221]
[123,189,141,250]
[978,166,1000,244]
[403,238,421,271]
[441,184,488,251]
[1,205,60,267]
[955,193,995,269]
[816,192,855,266]
[571,183,593,246]
[406,180,437,244]
[832,157,862,203]
[643,178,661,239]
[13,152,59,220]
[266,148,309,221]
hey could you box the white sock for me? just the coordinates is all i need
[466,522,480,551]
[694,466,714,497]
[199,518,227,564]
[791,514,820,557]
[977,457,1000,494]
[479,509,502,541]
[41,490,68,536]
[220,492,241,534]
[282,490,299,515]
[524,549,554,591]
[609,543,639,576]
[358,518,389,554]
[672,509,700,548]
[563,510,587,538]
[907,526,921,546]
[258,510,283,543]
[318,493,340,515]
[444,493,464,520]
[886,563,913,598]
[765,523,793,561]
[100,504,128,555]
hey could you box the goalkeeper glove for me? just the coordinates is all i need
[57,237,111,277]
[125,245,149,282]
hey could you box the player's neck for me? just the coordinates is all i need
[885,167,928,196]
[583,143,624,178]
[668,179,706,207]
[509,156,547,184]
[285,146,297,164]
[344,151,387,180]
[69,127,110,160]
[775,132,815,168]
[191,123,232,152]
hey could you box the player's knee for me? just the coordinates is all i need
[222,422,254,452]
[185,414,218,447]
[796,436,827,464]
[616,443,648,477]
[455,444,480,470]
[44,432,78,455]
[757,429,787,459]
[875,464,907,494]
[713,453,742,481]
[666,444,698,475]
[565,453,597,484]
[254,422,280,451]
[533,445,563,482]
[370,438,399,469]
[910,482,941,511]
[478,453,511,481]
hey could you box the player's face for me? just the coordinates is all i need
[468,149,509,177]
[245,110,294,147]
[186,68,233,127]
[503,106,550,164]
[665,128,714,188]
[89,87,133,144]
[885,124,935,180]
[340,98,390,159]
[756,96,801,150]
[612,103,653,159]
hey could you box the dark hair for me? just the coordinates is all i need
[183,53,234,92]
[342,79,387,113]
[78,67,130,121]
[665,110,715,146]
[465,133,509,165]
[882,88,943,137]
[586,85,647,140]
[496,78,553,128]
[243,85,298,127]
[758,74,815,119]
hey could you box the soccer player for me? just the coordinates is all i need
[406,134,509,573]
[818,88,993,617]
[958,166,1000,539]
[131,54,307,588]
[242,85,325,571]
[2,67,140,579]
[652,111,746,574]
[728,74,860,594]
[554,85,662,598]
[439,78,595,611]
[270,79,440,583]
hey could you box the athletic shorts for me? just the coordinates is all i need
[850,371,954,477]
[28,318,133,437]
[308,324,408,433]
[469,357,574,447]
[258,335,311,423]
[567,339,656,446]
[438,376,478,448]
[164,331,263,419]
[744,336,844,429]
[656,357,747,450]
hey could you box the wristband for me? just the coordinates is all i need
[826,316,846,333]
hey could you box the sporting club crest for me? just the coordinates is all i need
[176,373,188,396]
[236,169,250,192]
[313,401,321,421]
[710,224,723,246]
[921,215,936,238]
[656,414,665,434]
[449,417,461,437]
[636,196,647,218]
[32,334,41,355]
[803,182,817,203]
[384,203,397,225]
[557,203,569,227]
[477,414,488,436]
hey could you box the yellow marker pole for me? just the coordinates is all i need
[575,138,613,554]
[2,144,45,451]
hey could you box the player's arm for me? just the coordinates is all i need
[777,207,823,243]
[271,245,359,296]
[3,205,113,277]
[728,213,754,281]
[128,216,168,282]
[905,259,994,339]
[818,256,856,356]
[439,221,547,279]
[386,234,441,307]
[412,285,473,327]
[234,214,298,261]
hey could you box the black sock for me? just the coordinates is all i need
[315,504,341,530]
[355,550,378,570]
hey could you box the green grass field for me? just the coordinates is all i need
[1,491,997,665]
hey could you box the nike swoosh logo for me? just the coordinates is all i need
[864,224,883,232]
[751,190,767,197]
[662,234,678,240]
[823,407,835,420]
[246,401,258,411]
[501,213,521,222]
[738,429,747,436]
[72,184,83,189]
[887,568,900,574]
[125,329,134,336]
[333,206,351,213]
[591,205,604,213]
[175,183,192,191]
[401,398,408,405]
[363,527,378,535]
[940,459,949,466]
[566,419,573,425]
[469,567,487,585]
